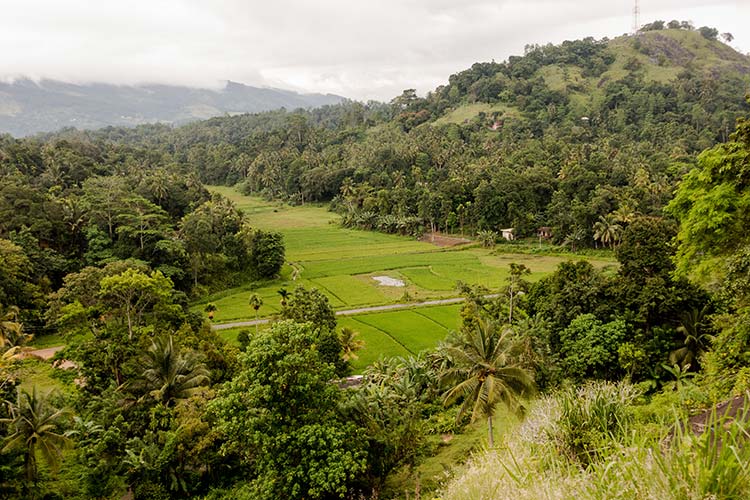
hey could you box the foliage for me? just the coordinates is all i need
[668,108,750,280]
[99,268,175,339]
[476,230,497,248]
[246,229,284,278]
[281,285,337,332]
[549,382,637,466]
[527,260,612,339]
[438,393,750,500]
[343,355,440,494]
[1,387,71,484]
[559,314,628,381]
[209,321,367,499]
[130,335,210,406]
[440,318,535,446]
[339,326,364,361]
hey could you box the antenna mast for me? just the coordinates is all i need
[632,0,640,34]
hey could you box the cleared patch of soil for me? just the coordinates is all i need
[687,394,749,436]
[421,232,472,247]
[373,276,405,287]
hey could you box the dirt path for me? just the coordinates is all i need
[420,232,473,247]
[23,345,77,370]
[211,295,498,330]
[29,295,498,347]
[27,345,65,360]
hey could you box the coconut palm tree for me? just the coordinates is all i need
[440,319,535,447]
[339,327,365,361]
[592,215,622,249]
[670,305,713,370]
[249,293,263,333]
[562,228,587,252]
[277,288,290,307]
[136,335,210,406]
[0,305,31,350]
[203,303,217,321]
[1,387,71,484]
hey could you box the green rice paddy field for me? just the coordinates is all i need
[202,186,616,369]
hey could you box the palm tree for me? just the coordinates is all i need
[592,215,622,249]
[136,335,210,406]
[562,228,587,252]
[0,305,31,350]
[440,319,535,447]
[277,288,290,307]
[339,327,365,361]
[249,293,263,334]
[670,305,713,370]
[1,387,71,483]
[203,303,217,321]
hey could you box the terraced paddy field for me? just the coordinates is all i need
[216,302,464,372]
[202,186,616,369]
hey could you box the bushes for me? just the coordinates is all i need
[559,315,628,381]
[550,382,636,466]
[439,385,750,500]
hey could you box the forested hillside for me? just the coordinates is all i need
[2,22,750,500]
[68,25,749,245]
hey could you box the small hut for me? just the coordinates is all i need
[538,226,553,240]
[501,228,515,241]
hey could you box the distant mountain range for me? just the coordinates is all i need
[0,79,345,136]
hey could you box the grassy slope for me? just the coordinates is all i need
[433,103,520,126]
[431,29,750,126]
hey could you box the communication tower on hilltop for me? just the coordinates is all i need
[632,0,640,34]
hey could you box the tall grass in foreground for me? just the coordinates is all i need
[440,384,750,500]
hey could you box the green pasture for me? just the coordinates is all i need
[208,185,429,261]
[215,303,464,373]
[201,186,617,370]
[355,309,451,354]
[415,303,463,331]
[432,102,520,126]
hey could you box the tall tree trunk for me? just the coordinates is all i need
[126,305,134,340]
[488,415,494,448]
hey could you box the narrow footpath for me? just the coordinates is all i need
[211,295,498,330]
[29,295,499,356]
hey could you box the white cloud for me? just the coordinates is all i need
[0,0,745,101]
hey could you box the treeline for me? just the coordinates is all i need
[0,135,285,333]
[43,29,745,245]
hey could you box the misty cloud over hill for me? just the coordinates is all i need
[0,79,344,136]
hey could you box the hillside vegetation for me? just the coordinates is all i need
[2,21,750,500]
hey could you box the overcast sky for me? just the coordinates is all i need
[1,0,747,101]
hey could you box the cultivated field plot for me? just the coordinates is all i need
[199,187,616,330]
[209,185,430,261]
[216,303,465,373]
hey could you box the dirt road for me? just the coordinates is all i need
[211,296,485,330]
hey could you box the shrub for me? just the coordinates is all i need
[549,382,637,466]
[559,314,628,381]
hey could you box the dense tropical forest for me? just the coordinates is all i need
[1,22,750,499]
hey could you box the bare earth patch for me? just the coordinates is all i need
[421,232,472,247]
[372,276,406,287]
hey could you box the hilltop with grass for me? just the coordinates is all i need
[432,24,749,127]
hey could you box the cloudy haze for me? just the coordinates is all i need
[1,0,747,101]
